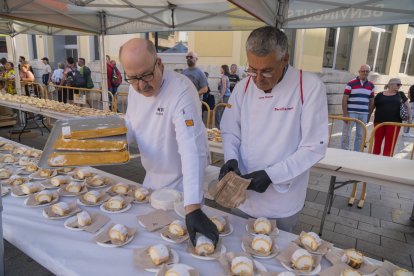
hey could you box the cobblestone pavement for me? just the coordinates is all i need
[1,119,413,273]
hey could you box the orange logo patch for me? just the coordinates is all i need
[185,119,194,127]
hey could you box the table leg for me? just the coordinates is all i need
[18,112,28,142]
[319,176,336,236]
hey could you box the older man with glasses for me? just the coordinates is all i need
[341,64,375,151]
[219,26,328,232]
[182,51,209,99]
[120,38,219,247]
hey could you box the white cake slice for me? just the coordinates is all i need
[109,224,128,243]
[300,232,322,251]
[291,248,314,272]
[148,244,170,265]
[165,264,191,276]
[20,182,41,194]
[195,236,215,256]
[168,220,186,236]
[83,190,100,204]
[106,195,124,209]
[211,216,226,232]
[77,211,92,226]
[251,234,272,254]
[231,256,253,276]
[253,217,271,234]
[51,202,70,216]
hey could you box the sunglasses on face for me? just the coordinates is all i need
[186,56,194,59]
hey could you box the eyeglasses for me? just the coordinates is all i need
[359,70,370,73]
[394,83,402,87]
[245,67,274,78]
[185,55,194,59]
[124,60,158,84]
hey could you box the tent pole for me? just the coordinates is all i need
[98,12,109,111]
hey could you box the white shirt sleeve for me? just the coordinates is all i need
[265,75,328,192]
[173,91,208,206]
[220,82,244,163]
[125,89,136,145]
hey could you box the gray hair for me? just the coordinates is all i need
[246,26,288,60]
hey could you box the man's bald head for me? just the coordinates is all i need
[119,38,163,97]
[119,38,156,62]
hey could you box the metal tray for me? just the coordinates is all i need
[38,116,129,168]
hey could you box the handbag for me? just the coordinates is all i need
[399,92,409,121]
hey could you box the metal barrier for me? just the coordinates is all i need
[19,81,47,99]
[201,101,211,129]
[212,102,231,129]
[46,84,114,111]
[367,122,414,159]
[113,92,128,113]
[327,115,368,207]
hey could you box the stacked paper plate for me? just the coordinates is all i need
[150,189,180,211]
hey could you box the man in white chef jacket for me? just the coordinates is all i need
[219,26,328,232]
[120,38,218,245]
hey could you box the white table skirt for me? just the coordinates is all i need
[1,139,383,276]
[2,166,341,276]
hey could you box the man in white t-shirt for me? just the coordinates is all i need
[120,38,218,246]
[219,26,328,232]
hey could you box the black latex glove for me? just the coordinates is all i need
[242,170,272,193]
[186,208,219,247]
[219,159,241,180]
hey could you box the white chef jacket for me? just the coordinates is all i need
[221,66,328,218]
[125,69,209,207]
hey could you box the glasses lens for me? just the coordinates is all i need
[396,84,402,86]
[245,71,257,77]
[186,56,193,59]
[141,74,154,82]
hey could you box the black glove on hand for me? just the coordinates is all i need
[219,159,241,180]
[242,170,272,193]
[186,208,219,247]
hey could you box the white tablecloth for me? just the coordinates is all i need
[2,166,339,276]
[1,137,383,276]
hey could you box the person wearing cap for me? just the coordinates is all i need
[371,78,412,156]
[341,64,375,151]
[41,57,52,86]
[219,26,328,232]
[182,51,208,99]
[119,38,218,247]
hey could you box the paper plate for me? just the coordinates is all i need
[190,244,226,261]
[145,249,180,272]
[1,186,10,196]
[77,194,108,207]
[245,224,280,236]
[57,186,88,197]
[96,233,135,248]
[100,203,131,214]
[155,263,195,276]
[29,170,57,180]
[241,241,277,259]
[280,262,322,276]
[40,179,62,189]
[64,216,84,231]
[15,168,33,175]
[219,224,234,237]
[160,231,189,244]
[42,209,80,220]
[253,260,268,273]
[11,185,44,198]
[24,193,59,208]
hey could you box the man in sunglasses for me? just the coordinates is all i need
[120,38,218,247]
[341,64,375,151]
[219,26,328,232]
[182,51,208,99]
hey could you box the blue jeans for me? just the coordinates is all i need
[341,112,368,151]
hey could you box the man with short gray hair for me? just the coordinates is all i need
[219,26,328,232]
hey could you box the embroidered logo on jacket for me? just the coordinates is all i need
[185,119,194,127]
[274,107,294,111]
[156,107,165,115]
